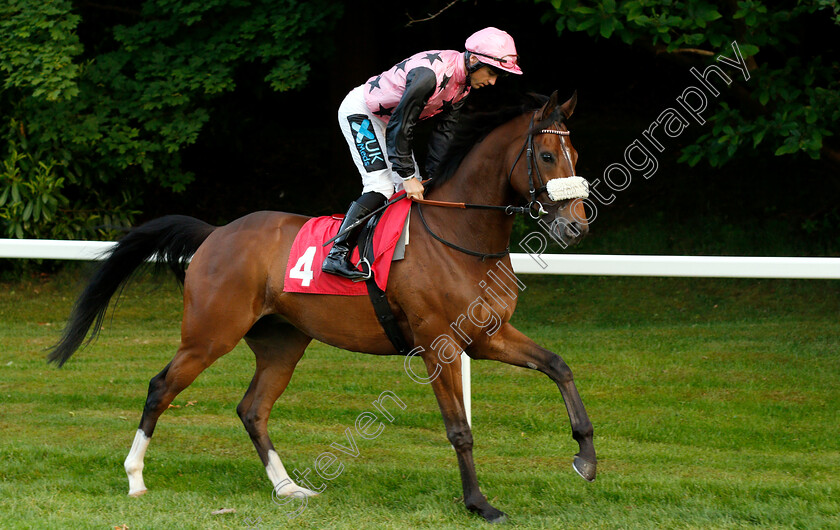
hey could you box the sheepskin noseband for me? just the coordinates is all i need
[546,176,589,201]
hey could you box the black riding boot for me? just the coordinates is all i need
[321,200,375,281]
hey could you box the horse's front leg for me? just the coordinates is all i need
[473,323,596,482]
[420,352,508,524]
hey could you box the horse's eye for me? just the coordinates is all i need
[540,153,555,163]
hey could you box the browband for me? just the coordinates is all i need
[541,129,570,136]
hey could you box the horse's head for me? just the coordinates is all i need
[509,91,589,247]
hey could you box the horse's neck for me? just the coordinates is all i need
[423,117,526,249]
[428,119,524,207]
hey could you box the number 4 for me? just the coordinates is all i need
[290,246,317,286]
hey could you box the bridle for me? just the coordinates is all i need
[506,114,573,219]
[417,111,573,260]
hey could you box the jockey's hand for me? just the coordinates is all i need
[403,177,425,201]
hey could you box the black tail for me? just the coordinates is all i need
[47,215,215,367]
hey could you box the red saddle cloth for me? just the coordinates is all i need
[283,198,411,295]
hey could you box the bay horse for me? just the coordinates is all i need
[48,91,596,523]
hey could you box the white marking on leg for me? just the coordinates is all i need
[266,450,319,497]
[124,429,150,496]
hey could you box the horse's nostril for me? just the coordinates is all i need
[564,221,582,239]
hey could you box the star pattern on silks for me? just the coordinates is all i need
[368,75,382,93]
[439,98,455,114]
[438,73,451,91]
[424,52,442,65]
[372,104,393,118]
[394,59,409,73]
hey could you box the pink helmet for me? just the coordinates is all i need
[465,27,523,75]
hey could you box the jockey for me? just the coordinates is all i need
[323,27,523,281]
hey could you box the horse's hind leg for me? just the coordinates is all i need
[472,323,596,482]
[237,319,317,498]
[124,292,258,496]
[422,352,508,524]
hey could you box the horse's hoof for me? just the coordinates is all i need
[274,483,319,498]
[469,502,508,524]
[573,455,596,482]
[128,488,147,497]
[479,507,508,524]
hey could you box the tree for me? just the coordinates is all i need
[538,0,840,169]
[0,0,342,239]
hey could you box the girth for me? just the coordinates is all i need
[357,209,413,355]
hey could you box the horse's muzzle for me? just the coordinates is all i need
[547,216,588,247]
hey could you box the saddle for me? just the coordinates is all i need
[283,199,411,296]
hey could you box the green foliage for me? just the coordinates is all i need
[0,0,342,239]
[0,149,67,239]
[540,0,840,168]
[0,119,138,240]
[0,0,82,101]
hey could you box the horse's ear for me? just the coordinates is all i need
[536,90,559,122]
[559,90,578,119]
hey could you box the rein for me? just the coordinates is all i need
[416,204,511,260]
[417,112,569,260]
[412,197,530,215]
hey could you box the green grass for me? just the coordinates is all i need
[0,270,838,529]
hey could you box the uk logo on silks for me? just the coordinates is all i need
[347,114,387,172]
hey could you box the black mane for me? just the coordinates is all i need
[427,93,555,191]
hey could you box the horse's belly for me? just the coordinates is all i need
[276,293,400,355]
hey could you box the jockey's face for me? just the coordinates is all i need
[470,66,500,89]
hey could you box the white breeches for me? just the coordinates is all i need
[338,85,419,200]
